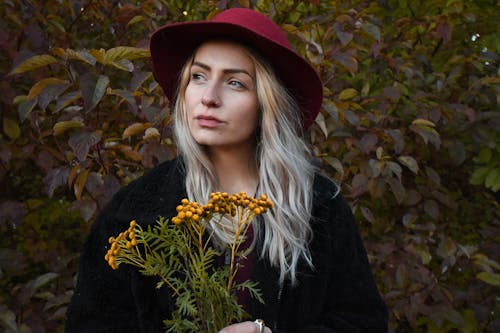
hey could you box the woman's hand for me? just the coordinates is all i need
[220,320,272,333]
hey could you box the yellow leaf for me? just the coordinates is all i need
[477,271,500,287]
[68,164,80,189]
[74,169,90,200]
[118,145,142,161]
[412,118,436,127]
[13,95,28,104]
[27,78,68,99]
[9,54,58,75]
[122,122,151,139]
[103,46,150,64]
[53,120,84,136]
[127,15,146,27]
[89,48,105,63]
[3,117,21,140]
[51,47,66,58]
[338,88,358,101]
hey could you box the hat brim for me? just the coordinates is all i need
[150,20,323,130]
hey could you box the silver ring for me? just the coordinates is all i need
[254,319,265,333]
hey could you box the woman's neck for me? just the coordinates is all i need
[207,146,259,196]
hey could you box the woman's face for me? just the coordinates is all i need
[184,40,260,152]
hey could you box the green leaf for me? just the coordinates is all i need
[324,156,344,178]
[338,88,358,101]
[68,130,102,161]
[127,15,147,27]
[332,51,358,74]
[361,21,381,41]
[8,54,58,75]
[80,73,110,112]
[55,91,82,112]
[470,166,491,185]
[27,78,68,99]
[484,168,500,191]
[18,98,37,122]
[476,271,500,287]
[398,155,419,174]
[3,117,21,140]
[67,49,97,65]
[53,120,84,136]
[103,46,150,64]
[476,148,492,164]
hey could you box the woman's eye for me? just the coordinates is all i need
[191,73,204,81]
[228,80,245,89]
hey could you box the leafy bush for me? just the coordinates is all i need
[1,0,498,332]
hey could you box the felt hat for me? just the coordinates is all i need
[150,8,323,130]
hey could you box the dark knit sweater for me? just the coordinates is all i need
[65,159,388,332]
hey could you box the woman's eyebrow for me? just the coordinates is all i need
[192,61,253,78]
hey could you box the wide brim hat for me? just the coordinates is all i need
[150,8,323,130]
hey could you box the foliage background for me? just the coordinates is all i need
[0,0,498,332]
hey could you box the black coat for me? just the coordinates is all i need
[65,159,388,332]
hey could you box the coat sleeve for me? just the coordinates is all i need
[275,193,388,333]
[302,194,388,333]
[65,186,142,333]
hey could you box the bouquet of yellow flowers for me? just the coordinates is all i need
[104,191,273,333]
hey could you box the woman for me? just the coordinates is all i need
[65,8,388,333]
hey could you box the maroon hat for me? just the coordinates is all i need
[150,8,323,130]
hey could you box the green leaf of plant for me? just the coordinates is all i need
[324,156,344,178]
[103,46,150,64]
[476,148,492,164]
[108,88,138,114]
[53,120,84,136]
[27,78,68,99]
[332,51,358,74]
[110,59,134,72]
[476,271,500,287]
[3,117,21,140]
[80,73,110,112]
[18,98,37,122]
[361,22,381,41]
[68,130,102,161]
[470,166,491,185]
[484,168,500,191]
[67,49,97,65]
[9,54,58,75]
[398,155,419,174]
[338,88,358,101]
[55,91,82,112]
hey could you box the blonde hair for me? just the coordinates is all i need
[173,43,316,284]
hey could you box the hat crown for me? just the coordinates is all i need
[212,8,291,50]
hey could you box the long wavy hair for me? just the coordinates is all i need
[172,41,316,284]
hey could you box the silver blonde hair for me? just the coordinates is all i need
[173,43,316,284]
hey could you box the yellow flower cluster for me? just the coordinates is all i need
[172,199,204,225]
[171,192,273,226]
[105,220,138,270]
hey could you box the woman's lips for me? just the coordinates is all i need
[196,115,223,127]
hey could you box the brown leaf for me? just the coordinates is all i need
[122,122,151,139]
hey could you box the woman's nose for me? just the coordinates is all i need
[201,82,221,107]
